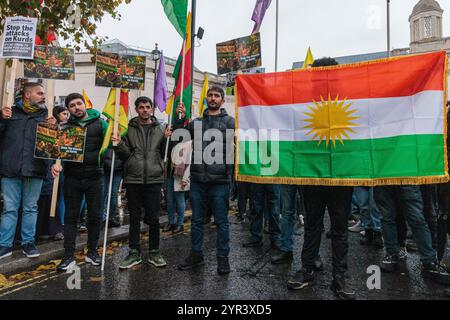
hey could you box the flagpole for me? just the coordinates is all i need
[101,150,115,272]
[191,0,196,119]
[387,0,391,57]
[101,88,120,272]
[275,0,279,72]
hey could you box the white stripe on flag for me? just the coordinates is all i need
[238,90,444,142]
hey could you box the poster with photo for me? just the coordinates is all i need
[216,33,262,75]
[34,123,87,163]
[24,46,75,80]
[95,52,146,90]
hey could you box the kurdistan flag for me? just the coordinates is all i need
[235,51,449,186]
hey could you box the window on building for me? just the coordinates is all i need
[414,20,420,40]
[424,16,432,38]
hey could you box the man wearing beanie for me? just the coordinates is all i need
[52,93,107,271]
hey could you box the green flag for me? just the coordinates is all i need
[161,0,188,38]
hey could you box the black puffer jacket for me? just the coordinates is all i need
[0,105,49,179]
[114,116,166,185]
[103,148,124,172]
[185,109,235,184]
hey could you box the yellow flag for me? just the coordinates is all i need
[198,73,209,117]
[82,89,94,109]
[165,94,174,115]
[100,88,129,157]
[303,47,314,69]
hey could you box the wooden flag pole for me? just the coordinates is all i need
[101,88,121,272]
[3,59,18,118]
[45,80,60,218]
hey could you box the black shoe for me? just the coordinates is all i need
[381,253,398,273]
[178,251,205,271]
[372,231,384,249]
[243,240,263,248]
[22,242,40,258]
[163,224,176,232]
[313,255,324,271]
[287,269,314,290]
[172,225,184,235]
[271,250,293,265]
[217,256,230,275]
[331,275,356,300]
[359,229,374,246]
[108,218,121,228]
[422,262,450,286]
[57,256,76,272]
[85,250,101,266]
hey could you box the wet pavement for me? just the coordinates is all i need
[1,211,449,300]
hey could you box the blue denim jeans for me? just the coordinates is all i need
[374,185,436,264]
[354,187,381,231]
[57,172,65,225]
[190,182,230,257]
[166,176,186,226]
[279,185,303,252]
[0,177,43,247]
[249,184,281,244]
[103,170,122,221]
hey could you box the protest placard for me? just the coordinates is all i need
[34,123,87,163]
[216,33,261,75]
[24,46,75,80]
[0,16,37,59]
[95,52,146,90]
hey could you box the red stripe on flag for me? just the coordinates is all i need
[236,52,446,107]
[174,48,192,98]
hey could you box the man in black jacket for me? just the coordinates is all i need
[176,86,235,275]
[112,96,171,269]
[52,93,107,271]
[0,82,50,260]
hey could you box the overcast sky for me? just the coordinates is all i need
[95,0,450,73]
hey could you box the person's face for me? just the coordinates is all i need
[136,102,153,120]
[58,110,70,123]
[206,91,224,110]
[67,98,86,119]
[24,85,45,105]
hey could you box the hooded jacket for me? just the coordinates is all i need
[0,102,49,179]
[114,116,166,185]
[63,108,107,178]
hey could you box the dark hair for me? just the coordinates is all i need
[65,93,85,108]
[134,96,153,108]
[312,57,339,67]
[207,86,225,100]
[52,105,68,119]
[23,82,44,94]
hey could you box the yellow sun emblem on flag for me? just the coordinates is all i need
[303,94,359,148]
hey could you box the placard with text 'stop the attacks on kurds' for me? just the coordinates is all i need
[24,46,75,80]
[95,51,146,90]
[216,32,261,75]
[34,123,87,163]
[0,16,37,59]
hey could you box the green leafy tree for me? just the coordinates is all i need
[0,0,132,54]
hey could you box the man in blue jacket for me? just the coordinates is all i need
[0,82,50,260]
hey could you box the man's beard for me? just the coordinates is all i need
[207,103,220,111]
[30,100,46,110]
[73,110,87,119]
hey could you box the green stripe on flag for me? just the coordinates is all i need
[161,0,187,38]
[238,135,445,179]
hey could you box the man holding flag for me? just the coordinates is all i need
[112,97,172,269]
[51,93,108,271]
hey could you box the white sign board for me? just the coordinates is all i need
[0,16,37,59]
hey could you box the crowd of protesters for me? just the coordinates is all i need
[0,63,449,299]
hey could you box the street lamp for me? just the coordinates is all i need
[151,43,161,104]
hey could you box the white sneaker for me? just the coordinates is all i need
[348,220,363,233]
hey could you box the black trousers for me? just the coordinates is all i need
[36,195,63,237]
[302,186,353,276]
[63,176,103,256]
[237,182,252,217]
[126,184,162,252]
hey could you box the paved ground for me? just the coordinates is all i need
[0,210,449,300]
